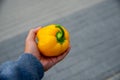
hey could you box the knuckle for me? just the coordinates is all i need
[25,38,29,42]
[29,29,34,32]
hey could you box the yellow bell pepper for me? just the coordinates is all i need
[36,24,70,57]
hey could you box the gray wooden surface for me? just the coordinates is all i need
[0,0,120,80]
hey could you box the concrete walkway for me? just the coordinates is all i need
[0,0,120,80]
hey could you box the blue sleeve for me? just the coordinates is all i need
[0,54,44,80]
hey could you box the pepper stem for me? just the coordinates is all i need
[56,24,65,44]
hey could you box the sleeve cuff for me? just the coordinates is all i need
[17,53,44,79]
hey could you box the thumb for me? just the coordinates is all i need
[26,27,42,41]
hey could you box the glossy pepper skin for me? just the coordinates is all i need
[36,24,70,57]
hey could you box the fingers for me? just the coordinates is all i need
[33,27,42,34]
[26,27,42,41]
[57,46,71,62]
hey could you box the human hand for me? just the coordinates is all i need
[24,27,71,71]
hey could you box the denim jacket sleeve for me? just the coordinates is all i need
[0,54,44,80]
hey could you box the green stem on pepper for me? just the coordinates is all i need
[56,24,65,44]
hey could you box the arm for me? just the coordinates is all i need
[0,26,70,80]
[0,54,44,80]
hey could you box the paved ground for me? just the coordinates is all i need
[0,0,120,80]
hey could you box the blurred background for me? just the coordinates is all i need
[0,0,120,80]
